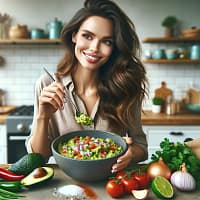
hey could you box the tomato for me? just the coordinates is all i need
[132,171,150,189]
[121,177,139,194]
[106,179,124,198]
[116,171,127,179]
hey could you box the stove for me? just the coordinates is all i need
[6,105,34,163]
[6,105,34,134]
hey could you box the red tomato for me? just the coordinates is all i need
[106,179,124,198]
[121,177,139,194]
[132,171,150,189]
[116,171,127,179]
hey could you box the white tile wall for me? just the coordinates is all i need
[0,44,200,109]
[0,45,63,105]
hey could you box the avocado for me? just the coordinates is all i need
[8,153,45,175]
[21,167,54,187]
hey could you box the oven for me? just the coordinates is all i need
[6,105,33,163]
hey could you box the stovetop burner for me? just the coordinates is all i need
[9,105,34,116]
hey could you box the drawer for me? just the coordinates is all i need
[145,126,200,147]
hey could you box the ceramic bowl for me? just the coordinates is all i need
[51,130,127,182]
[185,103,200,113]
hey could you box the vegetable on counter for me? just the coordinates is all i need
[170,163,196,191]
[0,168,24,181]
[0,188,25,199]
[147,157,171,180]
[151,138,200,188]
[0,181,22,192]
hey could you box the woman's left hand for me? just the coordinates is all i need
[111,146,133,173]
[111,135,133,173]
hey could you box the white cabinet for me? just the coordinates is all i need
[143,125,200,162]
[0,125,7,163]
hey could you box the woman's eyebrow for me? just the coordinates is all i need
[81,29,113,40]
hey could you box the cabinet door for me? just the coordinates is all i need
[143,125,200,162]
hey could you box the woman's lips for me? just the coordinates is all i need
[83,51,101,63]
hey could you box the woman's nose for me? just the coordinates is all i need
[90,39,99,51]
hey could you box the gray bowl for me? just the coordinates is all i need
[51,130,127,182]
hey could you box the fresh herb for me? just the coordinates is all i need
[151,138,200,188]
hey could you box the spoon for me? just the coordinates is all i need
[43,67,80,116]
[43,67,93,126]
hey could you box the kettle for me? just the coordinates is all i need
[47,18,63,39]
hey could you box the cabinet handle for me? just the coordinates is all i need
[169,131,184,136]
[184,138,193,142]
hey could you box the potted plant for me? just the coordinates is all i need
[161,16,177,37]
[152,97,163,113]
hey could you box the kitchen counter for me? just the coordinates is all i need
[0,164,198,200]
[142,110,200,125]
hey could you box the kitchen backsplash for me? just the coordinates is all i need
[0,45,200,109]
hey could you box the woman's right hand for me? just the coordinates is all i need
[38,82,65,119]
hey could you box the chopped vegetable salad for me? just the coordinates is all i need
[58,136,123,160]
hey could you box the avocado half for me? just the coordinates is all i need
[21,167,54,186]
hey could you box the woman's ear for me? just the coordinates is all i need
[72,32,77,43]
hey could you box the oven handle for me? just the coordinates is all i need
[9,136,28,140]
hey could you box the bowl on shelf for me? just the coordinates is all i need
[51,130,127,182]
[185,103,200,113]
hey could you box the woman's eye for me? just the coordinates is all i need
[82,34,92,40]
[104,40,113,46]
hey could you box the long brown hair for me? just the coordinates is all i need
[56,0,148,132]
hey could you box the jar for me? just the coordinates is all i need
[190,45,200,60]
[0,89,6,106]
[9,24,29,39]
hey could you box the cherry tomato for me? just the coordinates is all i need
[106,179,124,198]
[121,177,139,194]
[132,171,150,189]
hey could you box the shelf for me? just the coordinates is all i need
[142,37,200,43]
[143,59,200,64]
[0,39,62,45]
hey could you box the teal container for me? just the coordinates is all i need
[190,45,200,60]
[47,18,63,39]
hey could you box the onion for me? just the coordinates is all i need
[170,163,196,191]
[147,157,171,180]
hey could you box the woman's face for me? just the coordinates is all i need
[72,16,114,71]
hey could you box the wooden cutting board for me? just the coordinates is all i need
[154,81,172,112]
[0,106,16,114]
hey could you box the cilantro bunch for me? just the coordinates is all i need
[151,138,200,188]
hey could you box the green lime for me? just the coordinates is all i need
[151,176,174,199]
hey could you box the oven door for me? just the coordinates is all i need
[7,135,28,163]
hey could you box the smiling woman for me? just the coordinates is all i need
[26,0,148,175]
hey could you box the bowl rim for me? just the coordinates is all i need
[51,130,128,162]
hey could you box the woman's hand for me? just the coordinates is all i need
[111,135,133,173]
[38,82,65,119]
[111,145,134,173]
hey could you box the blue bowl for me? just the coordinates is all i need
[185,103,200,113]
[51,130,127,182]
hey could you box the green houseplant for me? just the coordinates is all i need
[161,16,177,37]
[152,97,163,113]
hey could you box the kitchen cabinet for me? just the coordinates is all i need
[0,125,7,164]
[142,37,200,64]
[143,125,200,162]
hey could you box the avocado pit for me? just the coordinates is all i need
[33,167,47,178]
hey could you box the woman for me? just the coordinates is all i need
[26,0,148,173]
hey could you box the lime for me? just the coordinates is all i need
[151,176,174,199]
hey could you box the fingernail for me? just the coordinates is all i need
[117,159,122,163]
[111,169,116,173]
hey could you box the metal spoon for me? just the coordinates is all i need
[43,67,81,116]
